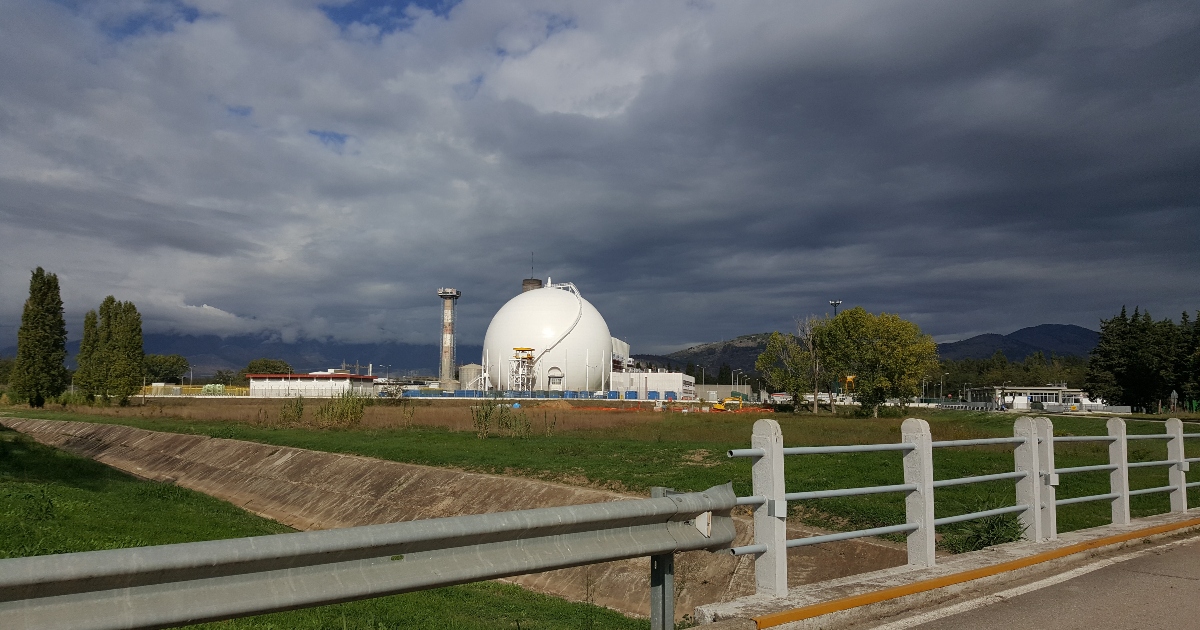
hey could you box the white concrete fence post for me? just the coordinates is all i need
[1167,418,1189,513]
[1036,417,1058,540]
[751,419,787,597]
[902,418,936,567]
[1108,417,1131,525]
[1013,417,1043,541]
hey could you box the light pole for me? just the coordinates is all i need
[940,372,949,399]
[829,300,842,316]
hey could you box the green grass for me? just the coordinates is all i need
[0,426,646,629]
[7,408,1200,549]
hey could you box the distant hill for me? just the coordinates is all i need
[937,324,1098,361]
[2,333,482,377]
[633,333,772,376]
[630,324,1100,377]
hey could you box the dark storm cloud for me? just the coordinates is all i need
[0,0,1196,351]
[0,179,259,256]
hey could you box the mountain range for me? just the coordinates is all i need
[935,324,1099,361]
[632,324,1100,376]
[2,324,1097,378]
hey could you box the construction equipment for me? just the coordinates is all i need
[710,396,739,410]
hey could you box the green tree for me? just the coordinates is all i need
[1086,307,1193,412]
[212,369,237,386]
[144,354,190,384]
[756,332,809,407]
[74,309,102,400]
[85,296,144,403]
[0,355,14,386]
[10,268,69,407]
[717,363,732,385]
[236,358,293,385]
[818,306,939,417]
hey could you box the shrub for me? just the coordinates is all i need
[278,396,304,426]
[940,499,1026,553]
[313,392,370,429]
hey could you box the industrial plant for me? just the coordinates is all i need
[239,277,697,401]
[459,278,694,400]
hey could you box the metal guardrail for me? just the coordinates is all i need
[0,485,736,630]
[725,416,1196,598]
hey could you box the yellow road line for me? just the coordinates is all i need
[754,517,1200,628]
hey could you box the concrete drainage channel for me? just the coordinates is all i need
[0,418,906,623]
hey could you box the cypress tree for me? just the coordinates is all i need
[10,267,69,407]
[108,299,144,404]
[75,309,101,400]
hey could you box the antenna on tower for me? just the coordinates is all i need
[531,252,534,278]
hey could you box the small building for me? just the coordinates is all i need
[609,371,696,401]
[966,385,1097,411]
[247,370,377,398]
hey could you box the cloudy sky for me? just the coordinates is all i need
[1,0,1197,353]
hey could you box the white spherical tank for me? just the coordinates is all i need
[482,284,612,392]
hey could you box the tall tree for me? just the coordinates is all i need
[238,357,293,381]
[1085,307,1183,411]
[75,309,101,399]
[755,331,810,409]
[144,354,190,384]
[818,307,939,417]
[715,363,731,385]
[10,268,69,407]
[107,300,144,403]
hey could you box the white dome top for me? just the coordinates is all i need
[482,284,612,391]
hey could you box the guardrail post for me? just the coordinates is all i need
[751,418,787,597]
[1108,417,1131,525]
[650,486,675,630]
[1036,417,1058,540]
[1167,418,1188,513]
[902,418,936,566]
[1013,417,1042,541]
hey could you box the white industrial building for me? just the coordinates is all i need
[247,370,377,398]
[965,385,1100,411]
[477,278,692,397]
[609,371,696,401]
[482,279,631,392]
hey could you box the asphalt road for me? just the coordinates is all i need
[907,538,1200,630]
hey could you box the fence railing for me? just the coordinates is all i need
[0,484,736,630]
[727,416,1194,597]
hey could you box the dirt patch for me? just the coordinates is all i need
[681,449,721,467]
[535,400,574,410]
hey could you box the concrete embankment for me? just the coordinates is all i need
[1,418,906,620]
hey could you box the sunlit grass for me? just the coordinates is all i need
[6,402,1199,542]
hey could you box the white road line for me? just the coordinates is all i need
[866,535,1200,630]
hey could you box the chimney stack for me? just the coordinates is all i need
[436,288,461,390]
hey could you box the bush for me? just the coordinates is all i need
[278,396,304,426]
[313,392,370,429]
[470,402,531,439]
[940,500,1026,553]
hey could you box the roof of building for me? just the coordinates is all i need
[246,373,377,381]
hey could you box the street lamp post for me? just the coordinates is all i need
[940,372,949,399]
[829,300,842,316]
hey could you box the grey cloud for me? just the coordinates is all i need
[0,0,1196,354]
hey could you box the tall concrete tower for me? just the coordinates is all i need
[437,288,461,390]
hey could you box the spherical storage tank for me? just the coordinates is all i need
[482,282,612,392]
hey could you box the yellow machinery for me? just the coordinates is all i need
[711,397,743,412]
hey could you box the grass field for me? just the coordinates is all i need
[0,425,648,630]
[7,399,1200,546]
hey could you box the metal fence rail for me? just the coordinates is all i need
[727,416,1195,598]
[0,485,736,630]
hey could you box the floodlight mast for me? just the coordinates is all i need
[829,300,842,316]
